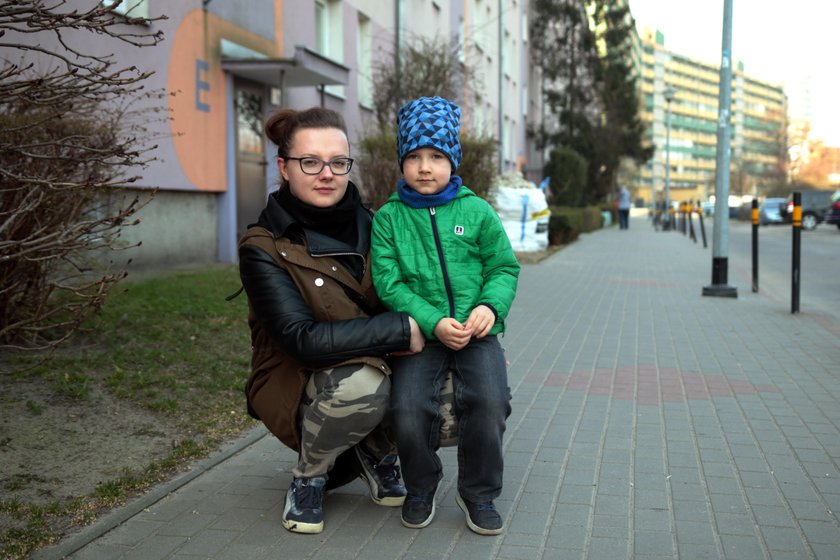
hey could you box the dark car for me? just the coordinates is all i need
[781,189,835,230]
[824,189,840,229]
[759,197,786,225]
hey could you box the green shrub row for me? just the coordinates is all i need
[548,205,613,245]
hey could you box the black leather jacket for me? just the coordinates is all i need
[239,189,411,368]
[237,186,411,451]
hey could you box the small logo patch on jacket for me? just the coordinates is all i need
[454,225,464,235]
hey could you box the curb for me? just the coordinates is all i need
[32,425,269,560]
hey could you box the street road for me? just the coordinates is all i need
[705,218,839,321]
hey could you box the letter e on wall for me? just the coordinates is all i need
[196,59,210,112]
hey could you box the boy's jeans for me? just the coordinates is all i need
[390,336,511,503]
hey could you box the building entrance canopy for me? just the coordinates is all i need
[221,44,349,88]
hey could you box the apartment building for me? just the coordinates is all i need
[7,0,536,268]
[634,28,787,207]
[456,0,532,175]
[21,1,794,269]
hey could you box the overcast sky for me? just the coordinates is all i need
[628,0,839,147]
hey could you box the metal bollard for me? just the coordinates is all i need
[751,199,758,293]
[688,201,697,243]
[697,205,708,248]
[791,191,801,313]
[677,202,682,233]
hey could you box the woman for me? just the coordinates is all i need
[238,106,424,535]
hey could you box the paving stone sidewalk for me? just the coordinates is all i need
[39,217,840,559]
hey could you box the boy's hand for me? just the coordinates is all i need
[464,305,495,339]
[433,318,471,351]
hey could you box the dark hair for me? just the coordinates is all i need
[264,107,348,159]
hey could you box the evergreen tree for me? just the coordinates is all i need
[530,0,652,204]
[587,1,653,202]
[529,0,599,151]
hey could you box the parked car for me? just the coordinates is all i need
[823,189,840,229]
[781,189,835,230]
[759,197,786,225]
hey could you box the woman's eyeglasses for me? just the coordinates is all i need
[284,157,354,176]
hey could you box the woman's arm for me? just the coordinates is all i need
[239,244,412,368]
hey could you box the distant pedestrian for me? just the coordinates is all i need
[371,96,520,535]
[617,184,632,230]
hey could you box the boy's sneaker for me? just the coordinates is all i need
[401,483,438,529]
[456,495,503,535]
[282,477,326,534]
[354,445,407,507]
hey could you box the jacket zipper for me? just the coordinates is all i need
[313,251,367,277]
[429,207,455,317]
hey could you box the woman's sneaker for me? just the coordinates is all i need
[456,495,503,535]
[282,477,326,534]
[401,483,438,529]
[354,445,407,506]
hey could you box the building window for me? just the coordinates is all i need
[315,1,328,55]
[102,0,149,18]
[314,1,341,60]
[504,116,514,166]
[357,13,373,108]
[457,16,466,64]
[314,0,344,97]
[504,29,514,78]
[473,0,487,52]
[236,90,264,155]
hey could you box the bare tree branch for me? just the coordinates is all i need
[0,0,164,356]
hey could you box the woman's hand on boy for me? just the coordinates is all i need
[391,316,425,356]
[407,316,425,354]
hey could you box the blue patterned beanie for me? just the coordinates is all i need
[396,96,462,172]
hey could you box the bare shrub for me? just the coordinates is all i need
[0,0,166,354]
[370,35,473,129]
[356,126,401,210]
[357,34,497,208]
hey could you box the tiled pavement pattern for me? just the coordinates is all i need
[39,217,840,559]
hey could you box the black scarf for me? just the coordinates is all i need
[276,183,360,246]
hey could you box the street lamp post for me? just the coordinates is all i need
[703,0,737,298]
[664,86,676,230]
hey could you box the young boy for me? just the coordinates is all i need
[370,96,520,535]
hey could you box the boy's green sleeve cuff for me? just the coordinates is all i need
[419,313,445,340]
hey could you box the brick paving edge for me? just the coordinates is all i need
[32,425,270,560]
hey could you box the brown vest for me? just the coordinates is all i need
[239,227,390,451]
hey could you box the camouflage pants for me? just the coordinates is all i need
[437,369,458,447]
[296,364,459,479]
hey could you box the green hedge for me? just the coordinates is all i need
[548,205,607,245]
[544,147,587,207]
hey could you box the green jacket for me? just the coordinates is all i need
[371,186,520,340]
